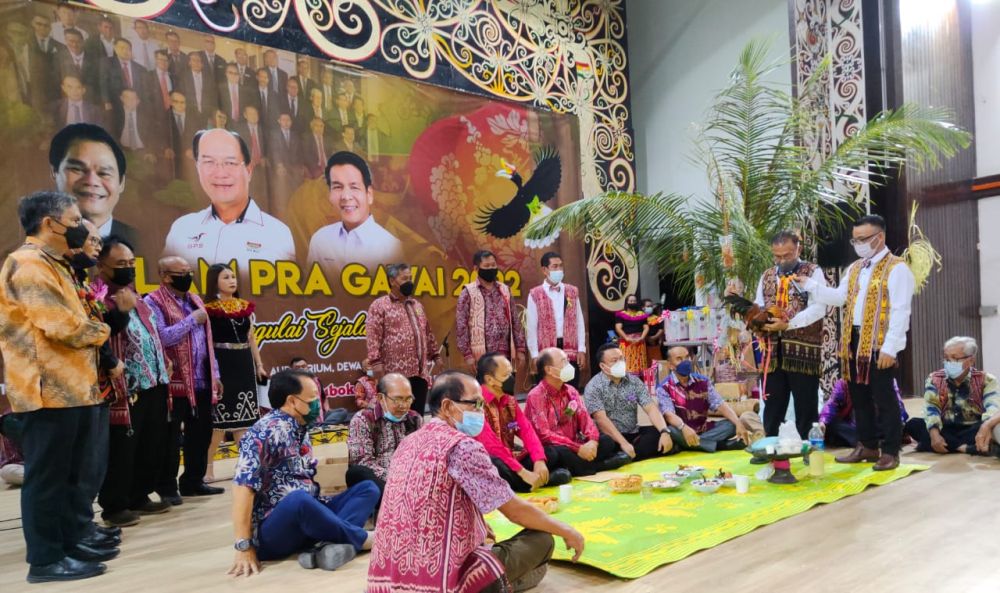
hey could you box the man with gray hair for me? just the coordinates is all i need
[365,263,440,414]
[905,336,1000,457]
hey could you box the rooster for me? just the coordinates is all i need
[476,147,562,246]
[723,294,788,331]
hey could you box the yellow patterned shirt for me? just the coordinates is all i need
[0,238,110,412]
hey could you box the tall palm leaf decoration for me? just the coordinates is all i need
[525,39,970,300]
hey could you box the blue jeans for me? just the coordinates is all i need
[256,481,380,560]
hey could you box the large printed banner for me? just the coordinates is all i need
[0,1,585,395]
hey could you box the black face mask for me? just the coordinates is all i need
[777,259,800,275]
[169,273,194,292]
[111,267,136,286]
[53,219,90,249]
[399,281,415,297]
[69,252,98,270]
[500,374,515,395]
[478,268,498,283]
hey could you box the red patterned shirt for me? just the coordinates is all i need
[456,280,527,360]
[524,379,599,453]
[366,293,440,381]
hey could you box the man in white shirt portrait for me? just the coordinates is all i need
[163,128,296,277]
[127,20,160,71]
[307,151,403,278]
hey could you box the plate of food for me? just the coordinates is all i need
[608,474,643,493]
[661,470,692,481]
[678,464,706,473]
[690,478,723,494]
[715,469,736,487]
[646,479,682,492]
[527,496,560,513]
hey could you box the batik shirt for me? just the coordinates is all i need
[234,410,323,541]
[122,309,170,393]
[456,279,527,359]
[923,371,999,430]
[525,380,600,453]
[583,373,652,435]
[366,293,440,382]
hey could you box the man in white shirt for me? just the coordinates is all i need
[526,252,586,388]
[751,231,828,439]
[163,129,296,276]
[126,20,160,71]
[307,151,402,278]
[798,214,915,471]
[51,4,87,44]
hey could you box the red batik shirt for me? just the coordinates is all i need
[366,293,440,382]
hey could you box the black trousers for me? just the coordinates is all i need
[99,385,169,514]
[491,453,567,493]
[345,464,387,495]
[73,403,109,539]
[20,405,100,566]
[620,426,664,461]
[905,419,981,453]
[158,389,213,495]
[763,367,820,439]
[849,336,902,455]
[544,434,619,476]
[408,376,429,415]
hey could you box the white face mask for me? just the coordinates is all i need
[548,270,564,285]
[854,241,876,259]
[609,360,627,379]
[943,360,966,380]
[559,362,575,383]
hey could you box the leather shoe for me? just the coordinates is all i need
[26,557,106,584]
[102,509,141,527]
[180,483,225,496]
[873,453,900,471]
[546,468,572,487]
[80,531,120,549]
[835,445,880,464]
[66,542,120,563]
[132,499,172,515]
[602,451,632,471]
[96,525,121,538]
[160,492,184,506]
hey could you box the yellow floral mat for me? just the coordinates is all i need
[485,450,928,579]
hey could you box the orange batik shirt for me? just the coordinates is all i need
[0,238,110,412]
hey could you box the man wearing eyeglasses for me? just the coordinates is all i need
[346,373,422,495]
[797,214,915,471]
[162,128,296,277]
[904,336,1000,458]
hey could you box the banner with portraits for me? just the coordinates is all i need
[0,1,586,396]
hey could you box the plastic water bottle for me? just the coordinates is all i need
[808,423,825,477]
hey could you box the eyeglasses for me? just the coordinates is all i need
[455,398,485,411]
[86,236,103,248]
[849,231,881,246]
[943,354,973,363]
[197,158,244,172]
[383,394,415,406]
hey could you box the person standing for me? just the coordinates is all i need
[798,215,915,470]
[203,264,266,482]
[456,249,527,374]
[526,251,586,388]
[368,372,584,593]
[0,192,111,583]
[365,262,440,414]
[753,231,829,439]
[614,295,648,374]
[93,236,173,526]
[145,256,224,500]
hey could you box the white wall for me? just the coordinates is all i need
[627,0,792,299]
[972,1,1000,372]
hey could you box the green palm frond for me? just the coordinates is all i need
[526,38,971,301]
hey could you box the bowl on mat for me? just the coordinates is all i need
[661,470,692,481]
[646,479,682,492]
[690,478,723,494]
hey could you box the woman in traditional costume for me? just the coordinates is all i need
[614,295,649,374]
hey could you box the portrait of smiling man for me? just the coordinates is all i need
[49,123,138,249]
[307,150,402,276]
[163,128,296,277]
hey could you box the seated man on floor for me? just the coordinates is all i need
[346,373,422,495]
[820,378,908,448]
[904,336,1000,458]
[656,347,761,452]
[476,352,571,492]
[583,343,675,461]
[229,369,380,577]
[525,348,630,476]
[368,372,585,593]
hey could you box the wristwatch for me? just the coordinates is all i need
[234,538,253,552]
[659,427,669,435]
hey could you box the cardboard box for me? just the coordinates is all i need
[315,455,349,494]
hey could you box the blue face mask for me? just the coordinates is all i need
[384,410,404,423]
[943,360,966,380]
[456,411,485,437]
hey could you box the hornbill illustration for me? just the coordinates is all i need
[476,147,562,246]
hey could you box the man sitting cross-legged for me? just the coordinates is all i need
[229,369,379,577]
[524,348,631,476]
[656,346,763,452]
[904,336,1000,458]
[368,371,585,593]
